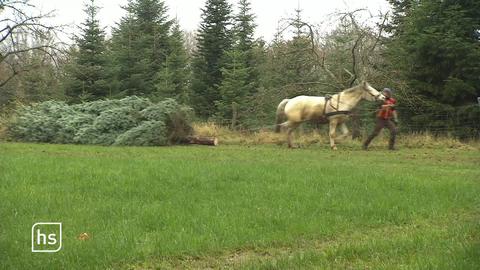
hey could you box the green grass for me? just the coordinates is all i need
[0,142,479,269]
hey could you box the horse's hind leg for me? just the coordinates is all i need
[284,121,300,148]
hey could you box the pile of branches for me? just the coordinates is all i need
[7,96,193,146]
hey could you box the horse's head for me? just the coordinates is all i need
[360,81,385,102]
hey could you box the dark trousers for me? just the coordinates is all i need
[364,118,397,149]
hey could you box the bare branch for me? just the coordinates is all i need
[1,45,60,61]
[0,71,18,88]
[349,33,364,86]
[0,0,63,88]
[281,18,346,88]
[369,11,389,53]
[0,19,53,43]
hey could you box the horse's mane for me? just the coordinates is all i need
[341,84,363,94]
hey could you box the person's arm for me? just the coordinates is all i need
[392,110,399,124]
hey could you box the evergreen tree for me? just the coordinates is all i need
[191,0,233,118]
[385,0,414,36]
[234,0,258,94]
[2,47,63,106]
[386,0,480,105]
[263,8,319,97]
[216,0,258,125]
[65,0,109,102]
[216,49,253,125]
[110,0,172,97]
[286,8,318,88]
[22,51,62,102]
[155,20,189,102]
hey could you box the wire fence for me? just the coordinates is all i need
[215,101,480,139]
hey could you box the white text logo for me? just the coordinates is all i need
[31,222,62,253]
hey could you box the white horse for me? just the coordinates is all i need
[275,81,385,150]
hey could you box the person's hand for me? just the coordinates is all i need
[393,119,399,125]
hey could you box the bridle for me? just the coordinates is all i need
[365,87,383,101]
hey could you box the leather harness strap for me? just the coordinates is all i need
[323,92,351,118]
[325,110,351,117]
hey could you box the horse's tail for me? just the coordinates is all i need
[275,99,289,133]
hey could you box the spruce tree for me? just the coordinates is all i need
[65,0,108,102]
[234,0,258,94]
[386,0,480,105]
[216,49,252,125]
[216,0,257,125]
[110,0,172,97]
[385,0,414,36]
[191,0,233,118]
[286,8,317,87]
[155,20,189,102]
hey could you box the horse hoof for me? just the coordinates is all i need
[331,146,338,151]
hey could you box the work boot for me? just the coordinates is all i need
[388,137,396,150]
[362,142,369,150]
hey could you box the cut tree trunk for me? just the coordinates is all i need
[185,136,218,146]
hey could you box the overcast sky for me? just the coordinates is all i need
[31,0,391,42]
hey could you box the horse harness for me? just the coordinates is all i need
[323,92,351,118]
[321,88,383,119]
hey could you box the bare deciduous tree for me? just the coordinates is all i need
[0,0,63,88]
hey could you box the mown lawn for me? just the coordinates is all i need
[0,142,479,269]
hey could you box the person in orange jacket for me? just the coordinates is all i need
[363,88,398,150]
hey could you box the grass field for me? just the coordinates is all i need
[1,142,479,269]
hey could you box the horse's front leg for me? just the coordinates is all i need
[329,119,338,150]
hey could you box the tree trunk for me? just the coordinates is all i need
[231,102,238,130]
[185,136,218,146]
